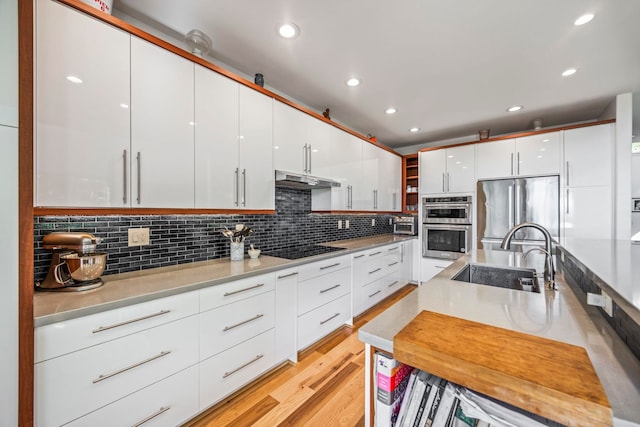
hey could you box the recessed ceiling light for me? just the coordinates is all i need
[346,77,361,87]
[119,103,129,109]
[385,107,397,114]
[574,14,594,26]
[66,75,83,84]
[507,105,523,112]
[277,23,299,38]
[562,68,577,77]
[409,127,420,133]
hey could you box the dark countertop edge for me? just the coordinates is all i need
[34,234,416,327]
[557,245,640,326]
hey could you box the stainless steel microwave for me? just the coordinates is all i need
[422,223,472,259]
[393,216,418,235]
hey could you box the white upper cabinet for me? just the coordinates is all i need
[563,123,613,188]
[238,85,274,210]
[0,0,17,127]
[359,142,379,210]
[476,139,516,179]
[35,0,131,207]
[515,132,561,176]
[194,65,239,209]
[476,132,561,180]
[374,148,401,211]
[420,145,475,194]
[130,37,195,208]
[272,101,309,174]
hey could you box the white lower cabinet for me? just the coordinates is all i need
[297,293,351,351]
[199,328,276,409]
[352,244,401,316]
[275,268,298,363]
[420,257,453,284]
[35,315,199,427]
[65,365,199,427]
[297,267,350,315]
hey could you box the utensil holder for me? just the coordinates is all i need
[230,242,244,261]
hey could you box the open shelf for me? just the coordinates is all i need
[402,154,419,213]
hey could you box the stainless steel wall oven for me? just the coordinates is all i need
[422,196,472,259]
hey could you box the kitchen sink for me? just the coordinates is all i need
[451,263,540,293]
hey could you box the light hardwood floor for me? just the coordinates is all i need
[185,284,416,427]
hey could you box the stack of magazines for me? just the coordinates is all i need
[375,353,564,427]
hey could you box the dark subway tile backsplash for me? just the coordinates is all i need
[34,187,395,284]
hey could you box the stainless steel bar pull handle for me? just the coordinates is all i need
[320,313,340,325]
[122,149,128,204]
[308,144,312,173]
[368,290,381,298]
[223,354,263,378]
[516,152,520,175]
[242,169,247,207]
[566,161,570,186]
[223,314,264,331]
[131,407,170,427]
[319,284,341,294]
[388,280,399,288]
[442,173,446,193]
[373,190,376,209]
[234,168,239,206]
[223,283,264,297]
[566,188,570,214]
[369,268,382,274]
[447,172,450,192]
[93,310,171,334]
[277,271,299,279]
[136,152,141,204]
[388,261,399,267]
[303,144,308,173]
[369,251,382,256]
[510,153,514,176]
[93,351,171,383]
[320,262,340,270]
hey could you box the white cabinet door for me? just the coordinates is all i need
[238,85,274,209]
[0,0,17,127]
[564,124,613,188]
[131,37,194,208]
[275,268,298,363]
[515,132,561,176]
[401,240,415,284]
[446,145,475,193]
[565,186,612,239]
[420,257,453,284]
[272,101,307,174]
[419,150,446,194]
[359,142,379,210]
[194,65,239,209]
[377,149,402,211]
[476,139,516,179]
[35,0,131,207]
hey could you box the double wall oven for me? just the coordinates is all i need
[422,196,472,259]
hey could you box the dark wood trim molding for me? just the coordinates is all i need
[55,0,400,157]
[18,0,34,424]
[311,210,401,215]
[418,119,616,152]
[34,207,276,216]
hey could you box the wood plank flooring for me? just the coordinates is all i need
[185,284,416,427]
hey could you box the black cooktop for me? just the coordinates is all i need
[265,245,346,260]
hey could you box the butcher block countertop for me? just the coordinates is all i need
[394,310,612,427]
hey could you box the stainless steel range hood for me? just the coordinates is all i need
[275,170,341,189]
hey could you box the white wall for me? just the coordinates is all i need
[0,0,19,424]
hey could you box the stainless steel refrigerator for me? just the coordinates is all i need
[477,175,559,250]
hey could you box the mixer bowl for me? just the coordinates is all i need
[60,252,107,281]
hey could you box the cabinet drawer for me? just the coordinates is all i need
[35,316,199,427]
[200,329,276,409]
[353,278,390,316]
[297,267,350,315]
[65,365,199,427]
[297,293,351,351]
[200,290,275,359]
[297,254,350,282]
[35,291,199,363]
[353,256,390,286]
[200,273,275,312]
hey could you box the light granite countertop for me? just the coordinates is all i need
[34,234,416,327]
[358,250,640,426]
[560,238,640,324]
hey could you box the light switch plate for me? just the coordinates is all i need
[128,227,150,246]
[337,220,342,229]
[587,293,606,307]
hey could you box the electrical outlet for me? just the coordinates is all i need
[128,227,150,246]
[601,290,613,317]
[345,220,350,229]
[389,218,393,225]
[337,220,342,229]
[371,218,376,227]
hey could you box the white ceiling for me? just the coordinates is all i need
[114,0,640,149]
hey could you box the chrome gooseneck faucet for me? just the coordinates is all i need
[500,222,556,289]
